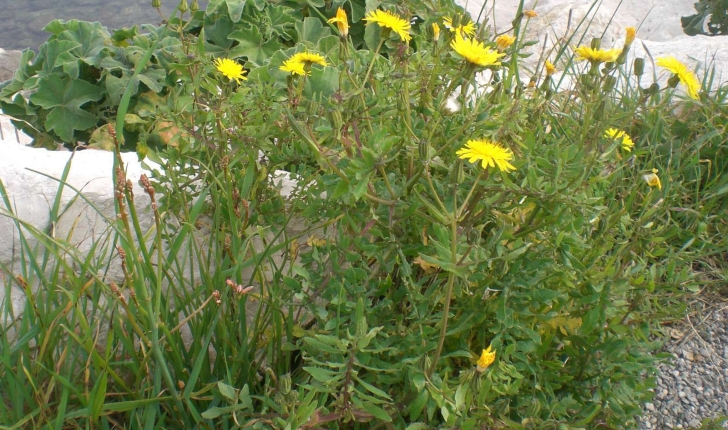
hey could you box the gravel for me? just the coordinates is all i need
[639,306,728,429]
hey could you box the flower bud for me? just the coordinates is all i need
[625,27,636,47]
[190,0,199,12]
[603,75,617,92]
[590,37,601,50]
[280,373,292,394]
[633,57,645,77]
[419,139,430,161]
[178,0,188,13]
[495,34,516,51]
[432,22,441,42]
[544,60,556,77]
[151,0,161,7]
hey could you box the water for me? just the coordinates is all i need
[0,0,207,51]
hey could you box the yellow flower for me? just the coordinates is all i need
[476,346,496,372]
[456,139,516,172]
[625,26,636,47]
[443,16,476,37]
[364,9,411,42]
[213,58,247,83]
[574,45,622,63]
[450,33,506,68]
[432,22,441,41]
[604,127,634,151]
[279,52,329,76]
[523,9,538,18]
[495,34,516,51]
[545,60,557,76]
[656,56,700,100]
[328,7,349,38]
[642,169,662,190]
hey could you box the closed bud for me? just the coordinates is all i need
[328,109,343,131]
[625,26,636,47]
[590,37,601,50]
[280,373,292,394]
[603,75,617,92]
[190,0,199,12]
[633,57,645,77]
[178,0,189,13]
[450,159,464,183]
[526,398,541,417]
[152,0,161,7]
[419,139,430,161]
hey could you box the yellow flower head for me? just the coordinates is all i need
[456,139,516,172]
[213,58,247,83]
[604,127,634,152]
[523,9,538,18]
[642,168,662,190]
[656,56,700,100]
[279,52,329,76]
[364,9,411,42]
[432,22,441,41]
[443,16,476,37]
[495,34,516,51]
[625,26,636,47]
[545,60,557,76]
[328,7,349,38]
[450,33,506,68]
[574,45,622,63]
[476,346,496,372]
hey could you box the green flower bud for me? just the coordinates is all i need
[590,37,601,50]
[328,109,343,132]
[151,0,161,8]
[178,0,189,13]
[418,139,430,161]
[603,75,617,92]
[280,373,292,395]
[526,398,541,417]
[190,0,199,12]
[633,57,645,77]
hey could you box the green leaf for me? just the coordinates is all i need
[305,64,339,98]
[303,366,343,383]
[56,21,110,70]
[228,27,283,64]
[409,389,428,421]
[295,17,332,44]
[206,0,246,22]
[354,375,391,400]
[29,74,102,142]
[361,402,392,422]
[217,382,236,401]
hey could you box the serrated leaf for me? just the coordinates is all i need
[29,74,102,142]
[206,0,246,22]
[228,26,283,64]
[295,17,332,44]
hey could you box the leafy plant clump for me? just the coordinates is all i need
[2,0,728,429]
[682,0,728,36]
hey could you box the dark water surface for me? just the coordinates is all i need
[1,0,207,51]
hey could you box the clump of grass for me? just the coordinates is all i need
[2,0,727,428]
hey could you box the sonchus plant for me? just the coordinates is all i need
[2,0,726,429]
